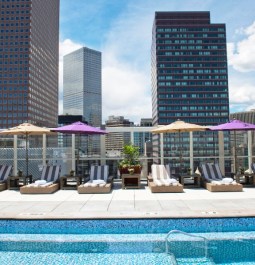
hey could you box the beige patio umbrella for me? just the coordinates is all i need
[151,120,209,134]
[151,119,209,171]
[0,123,54,176]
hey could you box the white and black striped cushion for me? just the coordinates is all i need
[165,164,172,178]
[90,165,109,182]
[0,165,12,182]
[201,163,223,181]
[41,165,61,182]
[151,165,170,181]
[251,163,255,173]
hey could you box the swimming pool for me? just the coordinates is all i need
[0,217,255,264]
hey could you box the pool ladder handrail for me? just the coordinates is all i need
[165,229,209,259]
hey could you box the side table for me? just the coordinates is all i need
[235,173,254,185]
[122,174,140,189]
[7,175,32,190]
[179,174,201,187]
[60,175,83,190]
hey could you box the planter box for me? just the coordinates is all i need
[119,166,142,175]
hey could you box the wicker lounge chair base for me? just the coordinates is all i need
[20,183,59,194]
[149,182,183,193]
[0,165,13,191]
[77,183,112,194]
[206,183,243,192]
[0,183,6,192]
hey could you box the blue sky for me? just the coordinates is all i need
[59,0,255,124]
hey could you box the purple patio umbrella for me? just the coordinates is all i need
[51,121,107,135]
[51,122,107,172]
[209,119,255,173]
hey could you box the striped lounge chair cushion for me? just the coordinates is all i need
[151,165,178,186]
[90,165,109,182]
[152,165,170,180]
[41,165,61,183]
[0,165,12,182]
[201,163,223,182]
[251,163,255,173]
[165,164,172,177]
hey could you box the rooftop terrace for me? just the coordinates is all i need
[1,181,255,220]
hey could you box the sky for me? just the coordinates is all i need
[59,0,255,124]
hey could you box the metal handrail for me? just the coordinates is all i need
[165,229,208,259]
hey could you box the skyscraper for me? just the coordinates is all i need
[151,11,230,165]
[63,47,102,157]
[63,47,102,127]
[0,0,60,128]
[152,11,229,126]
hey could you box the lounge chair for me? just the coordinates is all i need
[77,165,113,194]
[148,164,183,193]
[249,163,255,185]
[0,165,12,191]
[201,163,243,192]
[20,165,61,194]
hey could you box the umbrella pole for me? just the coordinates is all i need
[179,130,182,174]
[26,133,28,177]
[213,131,216,163]
[77,134,81,174]
[234,131,237,174]
[87,135,89,156]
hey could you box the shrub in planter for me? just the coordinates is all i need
[118,144,142,175]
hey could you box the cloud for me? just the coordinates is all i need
[58,37,152,123]
[227,21,255,113]
[229,77,255,113]
[102,62,151,124]
[100,7,154,124]
[228,21,255,72]
[61,2,255,123]
[58,39,83,114]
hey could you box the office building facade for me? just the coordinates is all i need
[63,47,102,156]
[0,0,59,128]
[63,47,102,127]
[152,11,229,126]
[105,116,133,155]
[133,118,152,155]
[151,12,230,167]
[230,110,255,126]
[230,110,255,166]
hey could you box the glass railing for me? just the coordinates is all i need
[0,146,252,179]
[0,127,253,179]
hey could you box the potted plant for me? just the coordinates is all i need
[118,144,142,175]
[239,167,244,175]
[186,167,192,175]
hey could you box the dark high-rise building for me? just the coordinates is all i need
[151,11,230,166]
[0,0,59,128]
[152,11,229,126]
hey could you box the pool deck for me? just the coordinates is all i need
[0,182,255,219]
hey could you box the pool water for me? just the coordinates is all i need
[0,218,255,264]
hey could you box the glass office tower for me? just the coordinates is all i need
[63,47,102,157]
[0,0,59,128]
[63,47,102,127]
[151,12,230,169]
